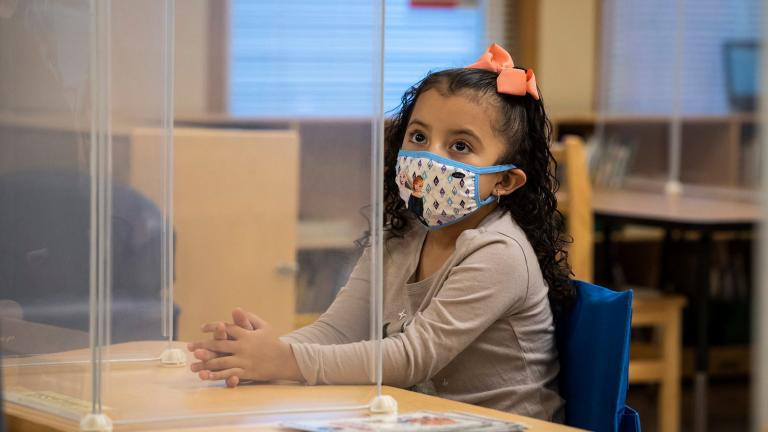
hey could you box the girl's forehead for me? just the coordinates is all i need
[411,89,499,132]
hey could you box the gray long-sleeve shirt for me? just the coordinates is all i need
[281,209,564,422]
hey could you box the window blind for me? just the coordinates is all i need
[230,0,486,117]
[601,0,760,114]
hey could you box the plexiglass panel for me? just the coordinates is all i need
[595,0,762,191]
[1,0,385,427]
[1,0,175,425]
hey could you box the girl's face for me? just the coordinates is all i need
[401,88,520,202]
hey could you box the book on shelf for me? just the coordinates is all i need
[587,134,636,189]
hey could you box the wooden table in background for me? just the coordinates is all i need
[4,341,579,431]
[593,189,759,226]
[593,188,759,432]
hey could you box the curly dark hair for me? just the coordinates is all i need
[383,67,575,314]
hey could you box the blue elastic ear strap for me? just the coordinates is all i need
[474,163,516,208]
[478,194,498,207]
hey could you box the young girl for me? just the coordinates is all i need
[187,43,573,422]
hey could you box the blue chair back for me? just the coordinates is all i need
[556,280,640,432]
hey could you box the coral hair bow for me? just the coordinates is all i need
[466,43,539,100]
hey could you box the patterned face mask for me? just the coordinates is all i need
[395,150,517,229]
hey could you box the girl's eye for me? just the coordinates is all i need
[409,131,427,145]
[450,141,471,153]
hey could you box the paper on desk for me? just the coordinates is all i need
[5,387,110,419]
[283,410,528,431]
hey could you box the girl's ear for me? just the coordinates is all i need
[495,169,526,197]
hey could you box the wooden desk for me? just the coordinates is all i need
[593,189,759,227]
[4,341,578,431]
[593,188,759,432]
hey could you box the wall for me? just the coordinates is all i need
[0,0,209,119]
[536,0,597,115]
[174,0,209,117]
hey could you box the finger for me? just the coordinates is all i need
[200,321,229,337]
[187,339,239,354]
[207,368,245,381]
[223,322,249,340]
[245,310,269,330]
[214,322,228,340]
[202,355,240,372]
[226,375,240,388]
[193,348,221,362]
[197,368,242,381]
[201,322,232,341]
[233,307,267,330]
[190,361,207,373]
[232,308,255,330]
[200,321,224,333]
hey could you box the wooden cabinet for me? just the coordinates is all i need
[129,128,300,340]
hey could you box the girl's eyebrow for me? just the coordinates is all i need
[408,119,430,130]
[449,128,482,142]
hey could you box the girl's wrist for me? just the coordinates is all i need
[279,342,304,382]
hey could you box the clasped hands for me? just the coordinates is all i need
[186,307,302,387]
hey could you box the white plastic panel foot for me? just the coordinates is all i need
[160,347,187,367]
[369,394,398,415]
[80,413,113,432]
[664,179,683,195]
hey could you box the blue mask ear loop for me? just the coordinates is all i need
[477,167,513,208]
[478,192,498,207]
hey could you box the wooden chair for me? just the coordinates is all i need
[554,135,685,432]
[553,135,594,282]
[629,293,686,432]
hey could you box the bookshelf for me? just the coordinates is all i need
[552,113,759,190]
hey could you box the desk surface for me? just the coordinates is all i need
[592,189,760,226]
[4,341,578,431]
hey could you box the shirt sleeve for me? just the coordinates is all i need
[280,247,372,346]
[287,234,530,387]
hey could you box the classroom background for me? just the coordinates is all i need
[0,1,767,431]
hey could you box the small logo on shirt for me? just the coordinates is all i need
[384,322,411,337]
